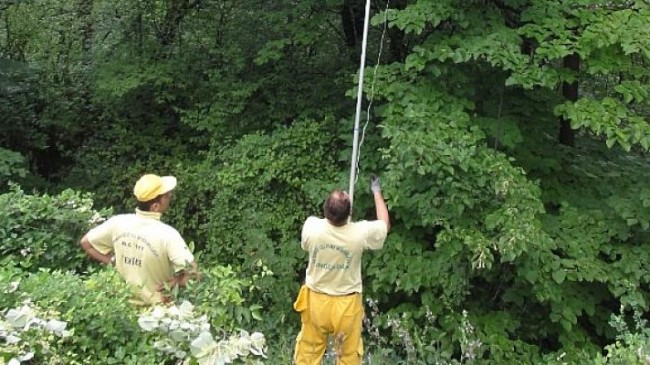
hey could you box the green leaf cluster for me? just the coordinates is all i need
[0,184,111,272]
[3,0,650,363]
[0,257,265,364]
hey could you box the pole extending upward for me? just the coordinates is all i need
[348,0,372,209]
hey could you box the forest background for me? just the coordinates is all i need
[2,0,650,364]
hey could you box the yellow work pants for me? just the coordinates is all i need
[293,285,364,365]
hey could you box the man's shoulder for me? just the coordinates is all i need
[153,221,182,236]
[304,216,326,227]
[302,216,327,236]
[155,223,186,245]
[115,212,136,219]
[304,216,324,223]
[351,219,388,232]
[102,213,135,225]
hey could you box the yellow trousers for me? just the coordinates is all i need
[293,285,364,365]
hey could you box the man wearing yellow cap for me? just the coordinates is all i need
[80,174,197,305]
[293,175,390,364]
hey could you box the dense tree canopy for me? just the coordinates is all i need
[2,0,650,363]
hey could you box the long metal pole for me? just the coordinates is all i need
[348,0,372,208]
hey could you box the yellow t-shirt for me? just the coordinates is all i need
[301,217,387,295]
[87,209,194,305]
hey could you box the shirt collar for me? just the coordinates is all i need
[135,208,162,220]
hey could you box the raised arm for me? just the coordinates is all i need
[371,175,390,231]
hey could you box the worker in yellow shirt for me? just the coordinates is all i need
[294,175,390,364]
[80,173,197,305]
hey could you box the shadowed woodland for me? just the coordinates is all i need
[2,0,650,363]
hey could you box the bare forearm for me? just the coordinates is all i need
[373,192,390,231]
[80,235,112,265]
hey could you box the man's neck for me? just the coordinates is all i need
[327,219,347,227]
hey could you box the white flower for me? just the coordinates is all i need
[198,352,228,365]
[139,301,266,364]
[18,351,34,361]
[160,317,172,331]
[178,301,194,319]
[4,280,20,293]
[230,334,251,357]
[44,319,68,335]
[5,305,36,328]
[5,334,21,344]
[169,319,180,331]
[190,331,217,358]
[138,315,159,332]
[169,329,186,342]
[213,341,235,364]
[179,322,195,333]
[250,332,266,357]
[166,306,181,318]
[89,212,106,224]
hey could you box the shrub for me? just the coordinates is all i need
[593,304,650,365]
[0,300,72,365]
[0,260,268,364]
[0,148,28,191]
[0,184,111,273]
[0,263,160,364]
[138,301,267,364]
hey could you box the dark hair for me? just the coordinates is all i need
[136,194,163,211]
[323,190,351,226]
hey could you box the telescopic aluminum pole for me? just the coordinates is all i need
[348,0,372,209]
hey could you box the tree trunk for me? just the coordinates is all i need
[559,53,578,146]
[158,0,202,47]
[77,0,93,109]
[341,0,364,47]
[386,0,408,63]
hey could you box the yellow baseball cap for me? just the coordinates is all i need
[133,174,177,202]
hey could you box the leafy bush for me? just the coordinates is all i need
[363,300,484,365]
[0,260,268,364]
[138,301,267,364]
[0,148,28,191]
[0,300,72,365]
[1,264,161,364]
[165,119,343,331]
[0,184,111,273]
[174,265,266,331]
[593,304,650,365]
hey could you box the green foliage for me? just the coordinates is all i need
[1,260,267,364]
[0,300,72,364]
[0,0,103,182]
[1,264,163,364]
[555,97,650,151]
[0,57,48,188]
[174,265,266,330]
[137,301,267,364]
[63,121,196,210]
[592,303,650,365]
[0,148,27,189]
[4,0,650,363]
[363,301,486,365]
[355,1,650,363]
[0,184,111,272]
[190,118,341,312]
